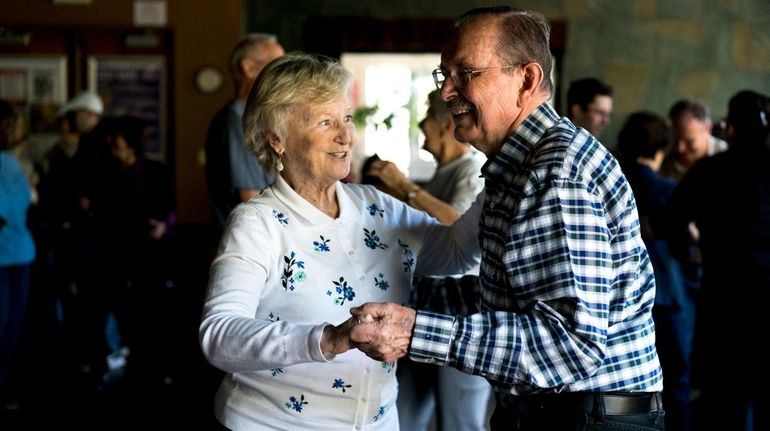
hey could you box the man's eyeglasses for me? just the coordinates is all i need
[587,107,612,120]
[432,64,522,89]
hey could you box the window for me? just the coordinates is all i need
[342,53,440,183]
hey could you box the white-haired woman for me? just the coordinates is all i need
[199,52,480,430]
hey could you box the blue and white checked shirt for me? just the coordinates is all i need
[410,103,663,395]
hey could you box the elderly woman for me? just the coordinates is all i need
[199,53,480,430]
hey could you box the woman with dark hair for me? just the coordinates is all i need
[618,112,693,431]
[655,90,770,430]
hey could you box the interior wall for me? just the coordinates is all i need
[1,0,242,225]
[247,0,770,149]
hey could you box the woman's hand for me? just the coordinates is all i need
[320,316,359,360]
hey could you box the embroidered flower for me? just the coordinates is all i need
[332,378,352,393]
[268,312,280,322]
[381,361,395,373]
[398,239,414,273]
[363,228,388,250]
[332,277,356,305]
[272,209,289,226]
[285,394,308,413]
[270,368,283,378]
[282,251,306,291]
[367,203,384,217]
[374,272,389,291]
[313,235,331,252]
[373,405,386,421]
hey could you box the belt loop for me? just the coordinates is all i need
[653,392,663,422]
[592,393,606,424]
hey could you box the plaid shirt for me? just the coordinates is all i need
[410,103,663,395]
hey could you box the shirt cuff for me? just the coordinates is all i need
[409,310,456,366]
[308,323,337,362]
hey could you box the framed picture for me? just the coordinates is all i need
[0,56,67,106]
[88,55,167,161]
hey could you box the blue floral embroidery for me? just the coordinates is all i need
[398,239,414,273]
[332,277,356,305]
[272,209,289,226]
[363,228,388,250]
[282,251,306,291]
[270,368,283,378]
[268,312,280,322]
[381,361,395,373]
[285,394,308,413]
[367,203,384,217]
[313,235,331,252]
[332,378,352,393]
[374,273,389,291]
[373,405,386,422]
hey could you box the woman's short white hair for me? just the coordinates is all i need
[243,52,353,177]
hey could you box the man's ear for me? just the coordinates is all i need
[518,62,544,107]
[241,58,260,81]
[439,116,454,136]
[570,103,583,120]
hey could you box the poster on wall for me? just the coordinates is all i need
[88,55,166,161]
[0,56,67,159]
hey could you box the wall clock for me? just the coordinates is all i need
[195,66,224,95]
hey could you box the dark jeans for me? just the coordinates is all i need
[492,392,665,431]
[0,264,32,386]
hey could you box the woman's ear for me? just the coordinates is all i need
[264,131,282,154]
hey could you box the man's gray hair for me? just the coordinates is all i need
[454,6,554,97]
[228,33,279,80]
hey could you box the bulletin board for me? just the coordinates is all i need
[88,55,166,161]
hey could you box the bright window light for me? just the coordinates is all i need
[342,53,440,182]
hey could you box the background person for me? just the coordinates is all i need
[366,89,490,431]
[204,33,285,245]
[617,111,693,431]
[565,77,614,139]
[655,90,770,431]
[0,99,36,410]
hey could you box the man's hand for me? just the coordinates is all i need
[350,302,416,362]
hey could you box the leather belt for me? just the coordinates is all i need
[497,392,662,416]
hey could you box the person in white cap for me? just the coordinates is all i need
[38,91,110,390]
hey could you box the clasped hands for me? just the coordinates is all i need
[321,302,416,362]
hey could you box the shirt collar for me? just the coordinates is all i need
[269,175,362,225]
[482,102,559,180]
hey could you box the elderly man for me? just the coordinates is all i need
[351,6,664,431]
[205,33,284,244]
[660,97,727,181]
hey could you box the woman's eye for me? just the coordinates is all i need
[344,115,353,123]
[319,119,331,126]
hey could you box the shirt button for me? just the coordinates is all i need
[490,202,495,208]
[365,368,370,374]
[348,250,354,256]
[355,426,361,430]
[362,397,368,402]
